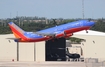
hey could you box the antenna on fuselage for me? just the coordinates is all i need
[52,19,58,27]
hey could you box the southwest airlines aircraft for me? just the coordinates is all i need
[8,20,95,42]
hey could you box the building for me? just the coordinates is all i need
[0,30,105,62]
[0,34,45,61]
[72,30,105,62]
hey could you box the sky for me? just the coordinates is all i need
[0,0,105,19]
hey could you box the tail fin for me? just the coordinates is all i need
[8,22,25,39]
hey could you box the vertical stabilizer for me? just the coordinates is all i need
[8,22,26,39]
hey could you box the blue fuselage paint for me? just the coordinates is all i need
[24,20,95,39]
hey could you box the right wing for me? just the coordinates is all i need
[33,30,64,38]
[33,32,56,37]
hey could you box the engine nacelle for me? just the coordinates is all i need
[64,33,73,38]
[55,32,73,38]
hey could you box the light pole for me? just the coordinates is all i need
[82,0,84,19]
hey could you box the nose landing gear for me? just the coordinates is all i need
[86,30,88,33]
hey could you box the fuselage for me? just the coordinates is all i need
[9,20,95,42]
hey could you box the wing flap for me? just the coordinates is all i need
[33,32,56,37]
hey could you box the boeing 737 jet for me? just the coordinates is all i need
[8,20,95,42]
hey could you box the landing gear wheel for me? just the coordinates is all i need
[64,31,66,36]
[86,30,88,33]
[71,33,73,35]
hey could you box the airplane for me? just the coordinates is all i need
[8,20,95,42]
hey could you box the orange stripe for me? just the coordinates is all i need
[12,31,21,38]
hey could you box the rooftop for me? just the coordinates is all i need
[74,30,105,36]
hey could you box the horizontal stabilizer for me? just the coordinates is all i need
[6,38,21,40]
